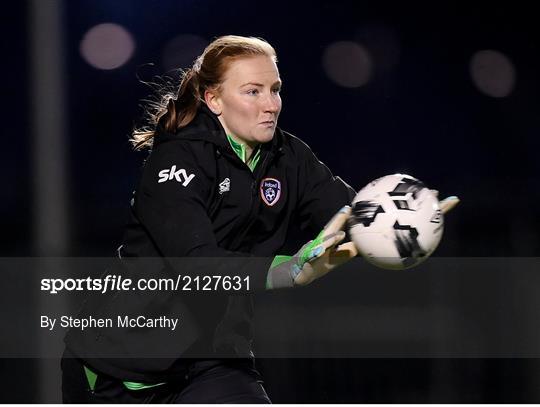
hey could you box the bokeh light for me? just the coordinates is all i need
[322,41,373,88]
[469,49,516,98]
[80,23,135,70]
[161,34,208,72]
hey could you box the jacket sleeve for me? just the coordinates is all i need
[295,138,357,234]
[134,142,272,291]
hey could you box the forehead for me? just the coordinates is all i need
[222,55,280,85]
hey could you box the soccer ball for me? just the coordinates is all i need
[348,174,443,270]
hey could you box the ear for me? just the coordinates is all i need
[204,89,222,116]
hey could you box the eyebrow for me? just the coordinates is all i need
[240,81,282,88]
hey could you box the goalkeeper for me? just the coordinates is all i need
[62,35,457,403]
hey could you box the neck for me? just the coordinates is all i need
[228,133,258,161]
[217,116,259,158]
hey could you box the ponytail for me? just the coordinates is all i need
[130,66,202,151]
[169,67,201,130]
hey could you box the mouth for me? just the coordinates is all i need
[259,120,275,127]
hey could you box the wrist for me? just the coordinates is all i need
[266,255,296,290]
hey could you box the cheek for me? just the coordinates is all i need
[225,97,255,121]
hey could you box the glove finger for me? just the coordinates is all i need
[297,238,354,286]
[307,241,355,278]
[440,196,460,214]
[321,230,346,251]
[326,242,358,268]
[306,231,346,262]
[322,206,352,235]
[333,241,358,259]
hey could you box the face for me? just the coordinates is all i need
[205,55,282,147]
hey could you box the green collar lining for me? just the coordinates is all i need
[84,364,165,392]
[226,134,261,172]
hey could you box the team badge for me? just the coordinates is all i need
[260,178,281,206]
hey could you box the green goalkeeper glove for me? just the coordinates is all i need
[266,206,355,289]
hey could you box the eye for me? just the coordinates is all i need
[272,87,281,94]
[246,89,259,96]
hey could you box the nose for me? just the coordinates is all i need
[262,92,281,114]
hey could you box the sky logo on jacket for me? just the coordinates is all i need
[157,165,195,186]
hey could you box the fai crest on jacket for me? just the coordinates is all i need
[260,178,281,206]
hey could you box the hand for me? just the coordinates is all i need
[294,206,357,285]
[266,206,353,289]
[296,240,358,285]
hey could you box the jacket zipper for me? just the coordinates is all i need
[229,151,275,250]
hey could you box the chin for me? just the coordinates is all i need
[255,130,275,144]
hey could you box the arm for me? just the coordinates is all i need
[295,138,357,233]
[265,137,358,289]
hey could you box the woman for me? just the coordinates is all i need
[62,35,456,403]
[62,35,357,403]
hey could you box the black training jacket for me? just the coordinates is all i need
[65,105,356,383]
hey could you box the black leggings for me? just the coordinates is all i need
[61,352,271,403]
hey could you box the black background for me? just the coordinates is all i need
[3,0,540,402]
